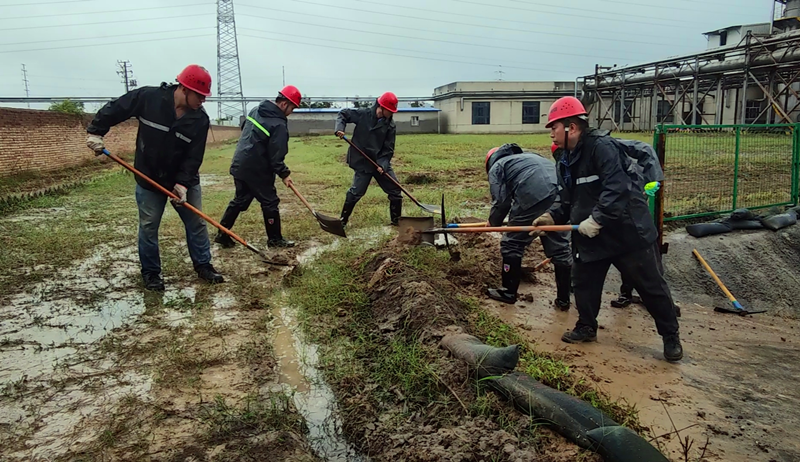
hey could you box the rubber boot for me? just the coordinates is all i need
[340,200,357,227]
[264,212,295,248]
[214,206,239,248]
[487,256,522,304]
[663,334,683,362]
[389,199,403,226]
[553,264,571,311]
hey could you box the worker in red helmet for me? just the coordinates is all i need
[86,64,223,292]
[334,91,403,226]
[533,96,683,362]
[215,85,302,249]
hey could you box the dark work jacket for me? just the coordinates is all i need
[334,103,396,172]
[549,129,657,263]
[487,145,558,227]
[230,101,291,181]
[87,83,209,191]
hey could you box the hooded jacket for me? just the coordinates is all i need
[550,129,658,262]
[334,103,396,172]
[486,143,558,226]
[87,83,210,192]
[230,100,291,181]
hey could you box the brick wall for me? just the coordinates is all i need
[0,107,240,177]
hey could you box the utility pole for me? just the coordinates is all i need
[217,0,246,123]
[116,60,137,92]
[21,64,30,108]
[282,66,285,86]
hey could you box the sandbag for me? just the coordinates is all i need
[729,208,757,221]
[727,219,764,230]
[586,426,670,462]
[440,333,519,377]
[761,211,797,231]
[686,221,732,238]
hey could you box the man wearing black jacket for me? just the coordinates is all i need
[535,96,683,362]
[215,85,302,249]
[86,64,223,292]
[334,92,402,226]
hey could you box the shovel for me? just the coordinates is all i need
[440,194,461,262]
[446,221,488,228]
[340,135,441,215]
[287,182,347,238]
[692,249,766,316]
[423,225,578,234]
[101,149,292,266]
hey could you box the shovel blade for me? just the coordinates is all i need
[314,212,347,238]
[419,203,442,214]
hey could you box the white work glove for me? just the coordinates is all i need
[86,134,105,156]
[529,213,555,237]
[171,184,188,206]
[578,216,602,238]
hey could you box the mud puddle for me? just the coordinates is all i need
[1,207,69,223]
[493,276,800,462]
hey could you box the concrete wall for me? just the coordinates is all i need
[434,80,576,95]
[0,107,240,177]
[287,110,440,136]
[435,97,558,134]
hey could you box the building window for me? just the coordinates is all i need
[522,101,541,124]
[614,99,634,123]
[410,116,420,127]
[657,100,674,123]
[719,30,727,47]
[745,100,762,124]
[472,102,490,125]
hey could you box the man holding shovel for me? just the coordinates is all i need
[215,85,302,249]
[334,92,403,227]
[536,96,682,362]
[484,144,573,309]
[86,64,223,292]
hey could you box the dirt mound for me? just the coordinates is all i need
[660,226,800,318]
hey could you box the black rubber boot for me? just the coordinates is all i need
[554,264,571,311]
[487,257,522,304]
[340,200,357,227]
[196,264,224,284]
[142,272,165,292]
[264,212,295,248]
[610,293,632,308]
[214,206,239,248]
[561,326,598,344]
[389,199,403,226]
[663,334,683,362]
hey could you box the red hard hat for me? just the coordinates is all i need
[545,96,587,128]
[176,64,212,97]
[279,85,302,107]
[485,147,499,169]
[377,91,398,113]
[551,143,558,154]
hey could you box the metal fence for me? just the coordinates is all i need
[653,124,798,222]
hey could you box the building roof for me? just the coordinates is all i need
[292,107,440,113]
[703,22,771,36]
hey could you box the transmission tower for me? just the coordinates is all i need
[116,60,137,92]
[21,64,30,108]
[217,0,246,123]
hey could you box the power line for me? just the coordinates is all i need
[0,13,213,32]
[0,27,215,48]
[0,0,96,6]
[237,24,641,62]
[26,74,125,83]
[0,33,214,54]
[237,2,682,48]
[520,0,753,13]
[0,2,214,21]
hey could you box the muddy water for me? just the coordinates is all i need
[492,276,800,462]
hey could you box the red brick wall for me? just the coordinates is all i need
[0,107,240,177]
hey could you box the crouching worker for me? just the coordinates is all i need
[215,85,302,249]
[484,144,572,309]
[537,96,682,362]
[86,64,223,291]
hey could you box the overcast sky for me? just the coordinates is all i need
[0,0,777,118]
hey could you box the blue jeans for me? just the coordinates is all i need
[135,184,212,275]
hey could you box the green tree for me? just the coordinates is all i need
[49,99,85,115]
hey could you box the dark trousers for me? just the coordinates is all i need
[574,244,679,337]
[227,177,279,215]
[618,243,665,297]
[345,168,403,204]
[500,195,572,266]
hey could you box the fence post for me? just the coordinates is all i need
[655,129,667,254]
[732,126,741,210]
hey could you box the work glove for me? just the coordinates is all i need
[529,213,555,237]
[86,134,105,156]
[171,184,188,206]
[578,216,602,238]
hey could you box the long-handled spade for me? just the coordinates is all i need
[287,182,347,238]
[101,149,292,266]
[693,248,766,316]
[423,224,579,235]
[440,194,461,262]
[340,135,441,215]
